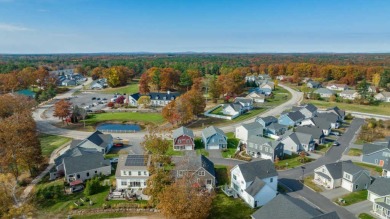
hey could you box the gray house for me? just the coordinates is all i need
[71,130,114,154]
[296,126,325,145]
[281,132,315,155]
[300,117,332,136]
[202,126,227,150]
[313,88,335,98]
[246,136,284,161]
[174,153,216,189]
[326,106,346,121]
[362,138,390,167]
[314,160,371,192]
[292,104,318,119]
[317,112,340,129]
[255,116,278,127]
[251,194,340,219]
[264,122,287,138]
[307,80,322,89]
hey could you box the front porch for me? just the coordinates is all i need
[373,202,390,219]
[313,172,333,190]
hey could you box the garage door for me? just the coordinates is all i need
[208,145,220,150]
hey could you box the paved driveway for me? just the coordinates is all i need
[344,200,373,217]
[320,188,350,200]
[208,149,223,159]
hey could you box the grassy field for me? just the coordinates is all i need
[39,134,72,158]
[348,148,363,156]
[275,153,313,170]
[265,87,292,106]
[98,83,139,95]
[358,213,376,219]
[83,112,165,126]
[303,175,324,192]
[208,192,256,219]
[335,190,368,206]
[354,162,383,175]
[303,99,390,116]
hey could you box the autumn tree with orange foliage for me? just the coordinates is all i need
[139,73,151,94]
[53,99,72,124]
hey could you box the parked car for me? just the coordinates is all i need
[102,98,107,100]
[331,131,340,136]
[97,97,101,100]
[91,97,96,100]
[110,158,119,163]
[333,141,340,146]
[114,143,124,147]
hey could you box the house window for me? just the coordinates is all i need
[86,172,90,177]
[128,171,132,175]
[121,181,127,186]
[178,140,182,144]
[95,170,97,174]
[233,174,237,180]
[138,171,141,176]
[198,171,205,176]
[129,181,141,187]
[144,182,147,186]
[77,174,80,179]
[178,170,183,176]
[206,179,212,185]
[270,178,273,183]
[144,171,147,175]
[375,159,379,164]
[233,183,239,191]
[355,184,358,189]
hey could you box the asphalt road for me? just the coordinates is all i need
[278,118,365,219]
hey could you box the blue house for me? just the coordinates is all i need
[202,126,227,150]
[278,111,305,127]
[255,116,278,127]
[362,138,390,166]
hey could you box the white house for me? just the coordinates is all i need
[222,103,242,116]
[235,122,263,144]
[73,130,113,154]
[326,84,348,91]
[260,82,275,90]
[367,177,390,219]
[128,93,141,106]
[246,91,265,103]
[115,154,150,190]
[314,160,371,192]
[339,90,360,100]
[375,92,390,102]
[313,88,335,98]
[149,91,181,107]
[231,159,278,208]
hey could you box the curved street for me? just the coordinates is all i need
[31,83,363,218]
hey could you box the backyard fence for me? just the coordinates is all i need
[204,104,239,120]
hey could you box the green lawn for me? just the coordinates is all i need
[166,146,185,156]
[335,190,368,206]
[316,142,332,153]
[195,138,209,157]
[303,99,390,116]
[98,83,139,95]
[354,162,383,174]
[209,105,224,116]
[355,139,368,145]
[348,148,363,156]
[265,87,292,106]
[275,153,313,170]
[83,112,165,126]
[358,213,376,219]
[214,165,230,186]
[39,134,72,158]
[208,192,256,219]
[222,132,239,158]
[304,175,324,192]
[72,212,154,219]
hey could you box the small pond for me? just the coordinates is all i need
[97,123,141,133]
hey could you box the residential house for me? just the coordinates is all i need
[281,132,315,155]
[382,162,390,178]
[172,126,195,150]
[368,86,377,93]
[326,106,346,121]
[300,117,332,136]
[375,92,390,102]
[326,83,348,91]
[317,112,341,129]
[246,91,265,103]
[276,75,287,81]
[174,154,216,189]
[63,152,111,183]
[296,126,325,144]
[15,89,36,99]
[235,122,264,144]
[234,97,254,111]
[149,91,180,107]
[90,80,104,89]
[260,81,275,90]
[231,159,278,208]
[307,80,322,89]
[278,111,305,127]
[115,154,150,190]
[202,126,227,150]
[367,177,390,219]
[222,103,243,116]
[339,90,360,100]
[61,79,77,86]
[50,68,74,76]
[71,130,113,154]
[292,104,318,119]
[314,160,371,192]
[251,194,340,219]
[246,136,284,161]
[255,116,278,127]
[258,87,272,96]
[128,93,141,106]
[264,122,287,139]
[362,138,390,166]
[313,88,335,98]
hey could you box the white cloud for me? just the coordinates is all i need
[0,23,34,32]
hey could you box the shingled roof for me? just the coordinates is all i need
[236,159,277,182]
[63,152,110,175]
[368,177,390,196]
[202,126,225,139]
[173,126,194,139]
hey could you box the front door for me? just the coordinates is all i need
[254,201,258,208]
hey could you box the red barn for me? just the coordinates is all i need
[172,126,195,150]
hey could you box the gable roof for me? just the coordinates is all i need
[202,126,225,139]
[251,194,326,219]
[322,160,365,180]
[130,93,141,100]
[83,130,113,149]
[223,103,242,112]
[236,159,277,182]
[307,80,321,86]
[175,154,216,178]
[149,92,181,100]
[247,91,265,99]
[284,111,305,122]
[241,122,263,132]
[312,117,331,130]
[326,106,346,118]
[314,88,335,95]
[362,139,390,155]
[173,126,194,139]
[63,152,110,175]
[287,132,313,146]
[368,177,390,196]
[247,135,282,149]
[54,146,100,166]
[296,126,324,139]
[256,116,278,124]
[234,97,253,104]
[304,104,318,113]
[245,177,266,197]
[266,122,287,131]
[316,113,339,123]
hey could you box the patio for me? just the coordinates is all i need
[108,188,150,201]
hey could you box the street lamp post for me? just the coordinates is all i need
[301,166,306,183]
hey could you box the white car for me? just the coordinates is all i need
[110,158,119,163]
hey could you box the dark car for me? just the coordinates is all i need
[87,110,93,113]
[114,143,124,147]
[333,141,340,146]
[97,97,101,100]
[91,97,96,100]
[102,98,107,100]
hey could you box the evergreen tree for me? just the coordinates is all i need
[379,69,390,88]
[178,71,192,91]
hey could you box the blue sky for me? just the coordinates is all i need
[0,0,389,53]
